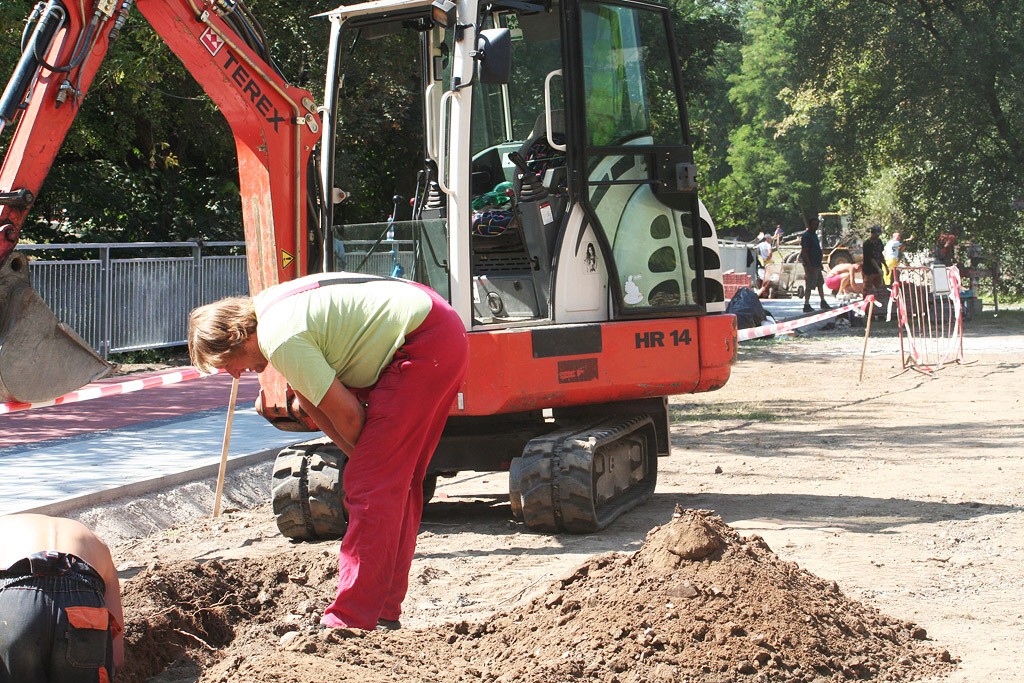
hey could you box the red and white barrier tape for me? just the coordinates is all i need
[738,297,875,342]
[0,367,222,416]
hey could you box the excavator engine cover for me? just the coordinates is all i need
[0,252,114,403]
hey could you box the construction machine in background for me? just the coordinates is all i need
[764,212,859,298]
[0,0,736,537]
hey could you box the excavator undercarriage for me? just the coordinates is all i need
[268,399,666,539]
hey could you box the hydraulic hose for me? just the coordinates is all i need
[0,0,66,126]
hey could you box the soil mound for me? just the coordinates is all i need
[119,507,955,682]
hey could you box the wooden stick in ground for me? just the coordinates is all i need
[213,375,240,518]
[859,297,875,383]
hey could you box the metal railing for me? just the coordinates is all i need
[19,241,247,358]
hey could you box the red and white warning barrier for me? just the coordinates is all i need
[738,297,875,342]
[0,367,222,416]
[890,265,963,373]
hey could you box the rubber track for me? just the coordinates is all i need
[271,443,348,541]
[511,415,657,533]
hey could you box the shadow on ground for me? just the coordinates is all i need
[416,489,1018,561]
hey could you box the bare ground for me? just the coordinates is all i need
[75,310,1024,682]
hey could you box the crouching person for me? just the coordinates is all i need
[0,514,124,682]
[187,273,469,631]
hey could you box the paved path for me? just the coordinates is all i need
[0,371,310,515]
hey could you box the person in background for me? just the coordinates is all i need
[861,225,885,293]
[799,217,831,313]
[824,262,864,298]
[883,231,912,285]
[188,273,469,633]
[755,232,773,286]
[0,514,124,683]
[935,229,958,265]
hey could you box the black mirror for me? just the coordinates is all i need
[476,28,512,84]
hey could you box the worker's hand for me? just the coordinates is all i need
[295,382,365,456]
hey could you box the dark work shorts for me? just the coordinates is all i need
[0,552,115,683]
[803,263,823,289]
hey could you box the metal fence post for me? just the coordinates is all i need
[99,245,111,359]
[192,239,203,309]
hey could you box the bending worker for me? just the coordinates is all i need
[0,514,124,683]
[824,262,863,297]
[188,273,469,631]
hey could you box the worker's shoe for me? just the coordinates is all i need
[802,304,814,313]
[819,302,832,310]
[376,618,401,631]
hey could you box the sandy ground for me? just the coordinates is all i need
[74,309,1023,682]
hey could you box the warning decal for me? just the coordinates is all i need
[281,250,294,269]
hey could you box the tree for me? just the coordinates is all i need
[699,2,843,238]
[780,0,1024,293]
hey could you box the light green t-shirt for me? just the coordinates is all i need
[254,274,432,405]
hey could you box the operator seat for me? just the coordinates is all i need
[512,110,566,197]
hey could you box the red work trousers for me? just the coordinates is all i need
[321,284,468,629]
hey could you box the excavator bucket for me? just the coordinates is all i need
[0,251,115,404]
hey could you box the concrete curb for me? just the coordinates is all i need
[19,448,279,517]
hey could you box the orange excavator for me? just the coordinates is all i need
[0,0,736,536]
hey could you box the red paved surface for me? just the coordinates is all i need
[0,372,262,449]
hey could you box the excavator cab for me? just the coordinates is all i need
[0,251,114,403]
[269,0,735,540]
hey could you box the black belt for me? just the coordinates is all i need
[2,551,103,585]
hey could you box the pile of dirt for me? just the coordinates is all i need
[119,508,955,682]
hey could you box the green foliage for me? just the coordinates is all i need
[683,0,1024,297]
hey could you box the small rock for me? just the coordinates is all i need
[273,622,299,636]
[714,466,724,474]
[545,591,564,608]
[911,626,928,640]
[668,582,700,599]
[279,631,301,646]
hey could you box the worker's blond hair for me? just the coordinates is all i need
[187,296,257,373]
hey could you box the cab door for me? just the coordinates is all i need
[563,0,708,318]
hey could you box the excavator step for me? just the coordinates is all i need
[509,414,658,533]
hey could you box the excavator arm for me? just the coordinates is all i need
[0,0,322,408]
